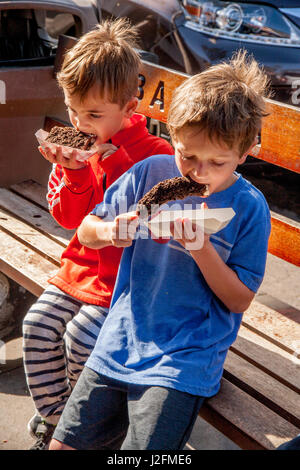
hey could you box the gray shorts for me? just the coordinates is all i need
[53,366,204,450]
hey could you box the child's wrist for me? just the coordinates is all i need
[106,222,115,244]
[189,236,212,257]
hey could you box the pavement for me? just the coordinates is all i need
[0,252,299,451]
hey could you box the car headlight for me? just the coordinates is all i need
[182,1,300,47]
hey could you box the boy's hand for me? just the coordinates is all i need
[39,144,87,170]
[171,217,209,252]
[39,141,118,169]
[109,212,139,247]
[95,143,118,161]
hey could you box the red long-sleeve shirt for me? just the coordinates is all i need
[48,114,174,305]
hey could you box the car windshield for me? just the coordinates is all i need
[0,8,80,65]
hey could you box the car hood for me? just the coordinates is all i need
[239,1,300,7]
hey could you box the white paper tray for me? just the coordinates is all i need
[144,208,236,237]
[35,129,97,162]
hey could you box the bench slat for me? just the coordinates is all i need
[232,324,300,393]
[269,212,300,266]
[200,377,300,450]
[0,188,73,246]
[224,350,300,427]
[10,179,49,210]
[138,61,187,122]
[259,100,300,173]
[243,300,300,357]
[0,207,63,265]
[139,61,300,173]
[0,229,57,297]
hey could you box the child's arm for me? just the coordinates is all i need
[47,164,95,229]
[172,218,255,313]
[45,143,118,229]
[77,212,139,250]
[191,239,255,313]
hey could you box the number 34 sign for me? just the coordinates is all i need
[137,62,187,123]
[0,80,6,104]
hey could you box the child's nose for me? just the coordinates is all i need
[74,116,81,130]
[194,161,208,177]
[74,115,86,131]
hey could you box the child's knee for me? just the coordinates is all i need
[65,317,95,356]
[22,308,60,342]
[22,309,39,336]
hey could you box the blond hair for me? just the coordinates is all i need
[167,51,270,155]
[57,18,141,107]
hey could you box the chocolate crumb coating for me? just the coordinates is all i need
[45,126,96,150]
[137,176,208,216]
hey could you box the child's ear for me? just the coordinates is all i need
[124,97,139,118]
[239,138,258,165]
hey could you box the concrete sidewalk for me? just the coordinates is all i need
[0,252,299,450]
[0,347,35,450]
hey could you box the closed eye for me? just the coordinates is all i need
[179,152,194,161]
[90,114,102,119]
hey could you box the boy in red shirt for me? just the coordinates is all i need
[23,18,173,450]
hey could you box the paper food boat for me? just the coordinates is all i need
[35,129,97,162]
[144,208,236,237]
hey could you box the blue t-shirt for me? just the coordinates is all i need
[87,155,271,397]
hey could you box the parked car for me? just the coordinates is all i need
[99,0,300,107]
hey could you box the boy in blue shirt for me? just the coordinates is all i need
[50,51,271,450]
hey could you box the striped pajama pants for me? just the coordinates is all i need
[22,285,108,426]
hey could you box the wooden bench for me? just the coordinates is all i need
[0,36,299,450]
